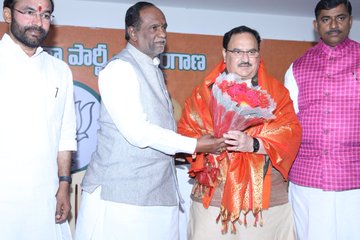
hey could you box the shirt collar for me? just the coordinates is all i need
[1,33,44,58]
[126,42,161,67]
[318,37,351,55]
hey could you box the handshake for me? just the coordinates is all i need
[194,130,258,154]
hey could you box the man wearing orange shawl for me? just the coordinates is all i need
[178,26,301,240]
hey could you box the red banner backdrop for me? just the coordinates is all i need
[0,24,314,101]
[0,23,314,171]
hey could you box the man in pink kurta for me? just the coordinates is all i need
[284,0,360,239]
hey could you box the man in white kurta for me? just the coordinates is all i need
[0,0,77,239]
[75,2,226,240]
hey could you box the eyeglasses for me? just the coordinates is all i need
[226,49,259,58]
[12,8,54,22]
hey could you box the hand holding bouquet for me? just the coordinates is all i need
[210,72,276,137]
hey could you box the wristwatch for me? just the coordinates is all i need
[59,176,72,184]
[253,138,260,153]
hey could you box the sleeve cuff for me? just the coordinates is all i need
[58,139,77,151]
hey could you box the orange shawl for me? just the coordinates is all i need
[178,60,301,232]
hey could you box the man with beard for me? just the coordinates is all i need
[284,0,360,239]
[0,0,77,239]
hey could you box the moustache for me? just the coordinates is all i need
[157,40,166,45]
[25,26,46,35]
[326,29,342,35]
[238,62,251,67]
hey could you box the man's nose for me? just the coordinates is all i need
[329,18,339,29]
[158,26,167,37]
[31,13,44,26]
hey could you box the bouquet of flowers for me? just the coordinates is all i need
[210,72,276,137]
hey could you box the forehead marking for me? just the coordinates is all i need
[38,5,42,12]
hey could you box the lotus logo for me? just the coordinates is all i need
[75,100,95,142]
[72,81,100,172]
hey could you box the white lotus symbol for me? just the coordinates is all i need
[75,100,95,142]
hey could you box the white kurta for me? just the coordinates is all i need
[75,49,197,240]
[98,59,196,154]
[0,34,77,239]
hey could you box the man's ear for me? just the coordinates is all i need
[313,19,319,34]
[128,26,137,41]
[3,7,12,23]
[222,48,227,63]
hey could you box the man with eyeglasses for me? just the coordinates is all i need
[178,25,301,239]
[0,0,76,239]
[285,0,360,239]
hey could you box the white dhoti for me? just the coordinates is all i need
[177,164,194,240]
[188,201,295,240]
[0,197,72,240]
[289,182,360,240]
[74,187,179,240]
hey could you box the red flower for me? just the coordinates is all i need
[210,72,276,137]
[218,81,270,108]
